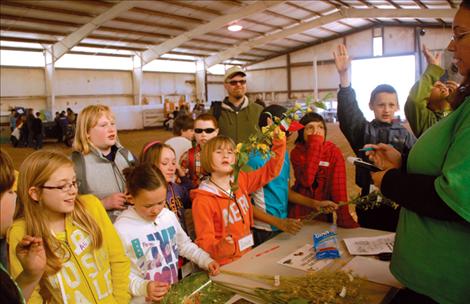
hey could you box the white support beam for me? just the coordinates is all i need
[133,54,143,105]
[205,8,457,67]
[47,1,135,62]
[44,48,55,117]
[195,60,206,102]
[141,0,284,65]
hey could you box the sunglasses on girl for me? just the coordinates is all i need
[194,128,216,134]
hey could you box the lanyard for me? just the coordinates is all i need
[209,178,245,225]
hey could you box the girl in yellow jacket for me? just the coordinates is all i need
[7,150,131,303]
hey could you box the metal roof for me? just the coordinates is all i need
[0,0,459,67]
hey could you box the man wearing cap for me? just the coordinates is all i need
[210,66,263,143]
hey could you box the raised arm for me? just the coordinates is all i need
[405,45,445,137]
[334,44,368,151]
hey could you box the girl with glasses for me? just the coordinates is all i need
[180,114,219,188]
[191,130,286,265]
[7,150,130,303]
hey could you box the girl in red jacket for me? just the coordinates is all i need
[290,112,359,228]
[191,130,286,265]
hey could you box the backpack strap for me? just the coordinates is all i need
[71,151,89,194]
[118,148,136,167]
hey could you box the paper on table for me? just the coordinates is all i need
[277,244,336,272]
[342,256,403,288]
[343,234,395,255]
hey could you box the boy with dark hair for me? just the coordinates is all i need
[165,115,194,165]
[334,44,416,232]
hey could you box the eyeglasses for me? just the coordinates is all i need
[227,79,246,86]
[451,30,470,41]
[194,128,216,134]
[41,181,80,192]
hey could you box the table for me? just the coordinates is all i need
[212,221,399,304]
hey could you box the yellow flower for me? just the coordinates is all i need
[236,143,243,153]
[276,131,286,140]
[294,103,301,110]
[257,143,269,153]
[306,107,313,113]
[293,114,299,120]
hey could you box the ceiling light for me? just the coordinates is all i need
[228,24,243,32]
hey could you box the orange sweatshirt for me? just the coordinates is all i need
[190,137,286,265]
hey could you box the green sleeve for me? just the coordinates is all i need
[435,99,470,222]
[404,64,445,137]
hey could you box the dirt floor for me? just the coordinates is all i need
[0,123,361,198]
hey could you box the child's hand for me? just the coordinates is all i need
[102,192,127,210]
[146,281,170,302]
[16,236,46,279]
[207,261,220,276]
[423,45,441,67]
[333,44,350,74]
[277,218,303,235]
[218,236,236,258]
[315,200,338,213]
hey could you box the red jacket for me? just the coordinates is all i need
[190,138,286,265]
[290,134,359,228]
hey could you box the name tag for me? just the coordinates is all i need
[319,161,330,167]
[238,233,254,252]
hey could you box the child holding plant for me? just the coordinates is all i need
[114,163,219,303]
[191,129,286,265]
[290,112,359,228]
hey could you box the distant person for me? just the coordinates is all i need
[334,44,416,232]
[192,103,205,119]
[165,115,194,164]
[31,112,43,150]
[405,45,458,137]
[66,107,76,124]
[25,108,35,148]
[9,109,16,132]
[209,66,263,143]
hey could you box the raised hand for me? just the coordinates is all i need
[333,44,351,87]
[423,45,441,67]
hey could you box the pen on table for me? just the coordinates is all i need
[255,245,280,257]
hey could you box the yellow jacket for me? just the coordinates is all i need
[8,194,131,303]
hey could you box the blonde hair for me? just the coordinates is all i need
[201,136,235,173]
[73,104,116,154]
[15,150,103,300]
[140,141,175,166]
